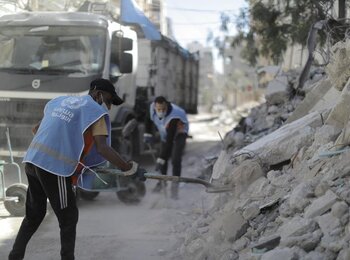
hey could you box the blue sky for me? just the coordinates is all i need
[166,0,247,72]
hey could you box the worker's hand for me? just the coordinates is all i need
[122,161,146,182]
[122,161,138,176]
[131,167,147,182]
[143,133,154,144]
[155,158,165,172]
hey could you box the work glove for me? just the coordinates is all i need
[143,133,154,144]
[155,157,165,172]
[122,161,146,182]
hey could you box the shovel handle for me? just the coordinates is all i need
[144,173,213,188]
[95,168,233,193]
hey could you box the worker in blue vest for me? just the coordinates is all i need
[9,78,146,260]
[145,96,189,199]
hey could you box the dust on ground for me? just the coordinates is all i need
[0,112,225,260]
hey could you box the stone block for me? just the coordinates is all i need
[261,248,298,260]
[332,201,349,219]
[304,190,338,218]
[316,212,342,244]
[222,211,249,242]
[265,76,289,105]
[251,234,281,252]
[243,203,260,221]
[289,182,314,212]
[236,111,322,166]
[279,216,317,239]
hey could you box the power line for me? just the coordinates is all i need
[173,21,221,25]
[167,6,237,13]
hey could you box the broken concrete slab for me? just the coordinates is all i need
[310,87,341,114]
[286,79,336,123]
[316,212,343,251]
[280,229,322,252]
[333,119,350,151]
[317,213,342,237]
[251,234,281,252]
[235,111,324,166]
[303,251,330,260]
[241,177,272,200]
[222,211,249,242]
[242,202,260,221]
[265,75,289,105]
[211,150,231,180]
[321,152,350,181]
[325,78,350,129]
[185,238,206,255]
[336,248,350,260]
[313,124,342,146]
[260,247,301,260]
[226,159,265,196]
[279,216,318,240]
[325,39,350,91]
[304,190,339,218]
[331,201,349,219]
[223,131,245,150]
[288,181,314,212]
[232,237,250,252]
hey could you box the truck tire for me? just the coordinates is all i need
[117,136,134,160]
[77,189,100,201]
[113,124,139,161]
[4,183,27,216]
[116,177,146,204]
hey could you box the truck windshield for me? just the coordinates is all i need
[0,26,106,76]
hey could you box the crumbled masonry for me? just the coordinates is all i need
[170,39,350,260]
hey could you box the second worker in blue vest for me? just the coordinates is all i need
[145,96,189,199]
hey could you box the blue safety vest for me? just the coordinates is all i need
[23,95,110,177]
[150,102,189,142]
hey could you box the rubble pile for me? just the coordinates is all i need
[171,40,350,259]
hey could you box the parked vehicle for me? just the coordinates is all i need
[0,6,199,161]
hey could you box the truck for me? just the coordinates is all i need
[0,3,199,161]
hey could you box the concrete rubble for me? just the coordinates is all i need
[169,39,350,260]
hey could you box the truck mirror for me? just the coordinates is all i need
[111,36,133,74]
[119,53,132,73]
[118,37,132,51]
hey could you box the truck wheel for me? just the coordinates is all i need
[4,183,27,217]
[116,177,146,204]
[118,136,134,161]
[112,120,139,161]
[78,189,100,201]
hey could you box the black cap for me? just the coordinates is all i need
[90,78,123,105]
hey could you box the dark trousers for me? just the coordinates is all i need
[9,163,78,260]
[160,134,186,177]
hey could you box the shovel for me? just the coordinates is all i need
[95,168,233,193]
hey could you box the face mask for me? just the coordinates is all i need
[156,111,165,119]
[99,93,109,111]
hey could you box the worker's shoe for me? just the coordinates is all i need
[171,182,179,200]
[152,181,166,193]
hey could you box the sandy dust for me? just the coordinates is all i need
[0,113,223,260]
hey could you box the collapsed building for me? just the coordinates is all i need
[171,39,350,260]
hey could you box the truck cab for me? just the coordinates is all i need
[0,11,137,158]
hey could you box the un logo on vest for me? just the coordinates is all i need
[61,97,87,109]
